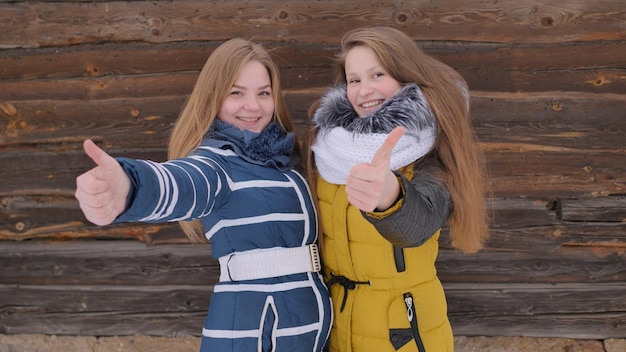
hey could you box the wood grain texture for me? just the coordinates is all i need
[1,0,624,341]
[2,1,625,48]
[2,280,624,338]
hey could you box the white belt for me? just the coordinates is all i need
[218,244,321,282]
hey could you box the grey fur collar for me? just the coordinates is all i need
[312,83,437,136]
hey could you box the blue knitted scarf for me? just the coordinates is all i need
[205,119,297,172]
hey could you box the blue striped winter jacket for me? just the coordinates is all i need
[113,122,332,351]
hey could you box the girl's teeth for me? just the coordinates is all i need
[362,101,380,108]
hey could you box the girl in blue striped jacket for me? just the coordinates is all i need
[75,38,332,352]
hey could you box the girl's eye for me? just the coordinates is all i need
[373,72,384,79]
[230,90,243,96]
[259,91,271,96]
[348,79,360,84]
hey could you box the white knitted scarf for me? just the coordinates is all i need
[312,126,436,184]
[311,83,438,185]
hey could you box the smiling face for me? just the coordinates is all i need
[217,60,275,133]
[344,46,402,117]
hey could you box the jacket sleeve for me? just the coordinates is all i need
[362,161,452,248]
[113,153,227,224]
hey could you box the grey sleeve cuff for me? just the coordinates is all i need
[363,171,452,248]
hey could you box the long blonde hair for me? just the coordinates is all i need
[169,38,296,243]
[309,27,489,253]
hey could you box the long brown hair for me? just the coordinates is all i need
[308,27,488,253]
[169,38,296,243]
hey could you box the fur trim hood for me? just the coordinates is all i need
[312,83,437,137]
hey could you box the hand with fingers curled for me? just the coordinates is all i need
[345,126,405,212]
[75,140,130,226]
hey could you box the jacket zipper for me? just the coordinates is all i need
[403,292,426,352]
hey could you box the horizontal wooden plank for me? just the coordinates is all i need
[467,67,626,94]
[480,223,626,251]
[485,198,558,229]
[0,42,337,81]
[486,198,559,229]
[0,97,183,150]
[0,285,208,336]
[472,93,626,150]
[2,236,625,285]
[0,93,317,149]
[437,247,626,283]
[2,62,624,107]
[449,312,626,339]
[0,241,216,285]
[0,68,335,102]
[9,148,623,198]
[0,197,190,242]
[446,283,626,339]
[0,147,168,197]
[0,42,221,80]
[0,150,622,200]
[0,284,212,315]
[0,72,198,101]
[444,282,626,315]
[2,1,625,49]
[2,92,624,150]
[1,282,623,338]
[0,194,589,242]
[3,41,625,81]
[484,150,625,198]
[558,196,626,222]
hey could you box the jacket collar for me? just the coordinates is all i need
[312,83,437,137]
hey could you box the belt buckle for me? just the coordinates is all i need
[309,244,321,272]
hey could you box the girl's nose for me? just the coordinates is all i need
[358,82,374,97]
[243,97,260,111]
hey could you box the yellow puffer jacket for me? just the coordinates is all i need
[317,174,453,352]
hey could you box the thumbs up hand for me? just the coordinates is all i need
[75,140,130,225]
[345,126,405,212]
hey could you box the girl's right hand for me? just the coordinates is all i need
[75,140,130,225]
[346,126,405,212]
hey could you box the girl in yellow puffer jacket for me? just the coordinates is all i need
[307,27,489,352]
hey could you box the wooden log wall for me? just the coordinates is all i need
[1,0,625,339]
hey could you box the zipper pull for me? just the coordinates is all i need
[403,292,426,352]
[404,293,414,322]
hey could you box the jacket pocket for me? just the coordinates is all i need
[388,292,426,352]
